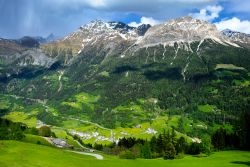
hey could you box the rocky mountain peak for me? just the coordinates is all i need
[43,17,250,59]
[136,16,238,48]
[58,20,139,55]
[137,24,151,36]
[79,20,112,34]
[166,16,217,32]
[108,21,135,33]
[221,29,250,37]
[222,29,250,45]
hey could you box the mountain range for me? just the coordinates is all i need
[0,16,250,143]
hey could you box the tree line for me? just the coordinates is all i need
[0,118,56,141]
[89,111,250,160]
[92,128,211,160]
[211,111,250,150]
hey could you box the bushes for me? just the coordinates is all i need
[25,127,39,135]
[187,143,202,155]
[93,143,103,150]
[119,150,136,159]
[38,126,52,137]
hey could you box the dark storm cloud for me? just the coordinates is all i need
[0,0,107,38]
[0,0,249,39]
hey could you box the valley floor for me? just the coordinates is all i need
[0,140,250,167]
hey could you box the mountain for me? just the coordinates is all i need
[15,36,40,48]
[45,33,58,43]
[0,17,250,144]
[136,17,242,47]
[42,20,141,57]
[30,34,58,44]
[0,37,57,83]
[222,29,250,48]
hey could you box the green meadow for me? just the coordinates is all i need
[0,140,250,167]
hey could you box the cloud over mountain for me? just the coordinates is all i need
[0,0,250,38]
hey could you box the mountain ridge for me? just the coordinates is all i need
[1,16,250,83]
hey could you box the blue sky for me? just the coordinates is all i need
[0,0,250,39]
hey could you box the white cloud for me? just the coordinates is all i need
[189,4,250,34]
[4,0,250,38]
[189,5,223,21]
[215,17,250,34]
[45,0,221,17]
[128,17,161,27]
[88,0,106,8]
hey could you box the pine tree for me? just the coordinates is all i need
[164,143,176,160]
[176,136,187,153]
[171,128,177,148]
[156,134,164,154]
[141,142,152,159]
[211,128,226,150]
[162,130,171,152]
[150,136,157,152]
[240,111,250,150]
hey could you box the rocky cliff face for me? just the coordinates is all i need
[0,38,56,82]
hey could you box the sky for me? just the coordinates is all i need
[0,0,250,39]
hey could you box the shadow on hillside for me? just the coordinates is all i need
[231,161,250,166]
[112,65,138,74]
[143,68,182,80]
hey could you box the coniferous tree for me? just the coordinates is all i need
[171,128,177,148]
[164,143,176,160]
[239,111,250,150]
[211,128,226,150]
[176,136,187,154]
[150,136,157,153]
[141,142,152,159]
[156,134,164,154]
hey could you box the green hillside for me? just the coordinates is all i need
[0,140,250,167]
[1,40,250,146]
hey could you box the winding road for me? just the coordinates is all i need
[67,151,104,160]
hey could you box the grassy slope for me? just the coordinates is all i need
[2,111,37,127]
[2,110,195,145]
[0,140,250,167]
[21,134,52,146]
